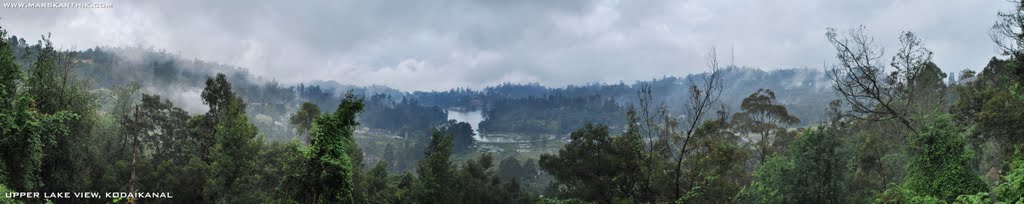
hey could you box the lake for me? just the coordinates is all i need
[446,109,485,141]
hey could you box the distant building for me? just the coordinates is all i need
[948,72,956,85]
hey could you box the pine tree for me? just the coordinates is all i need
[415,130,456,203]
[206,98,263,203]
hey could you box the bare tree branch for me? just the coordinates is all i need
[992,0,1024,59]
[672,47,723,198]
[825,26,931,133]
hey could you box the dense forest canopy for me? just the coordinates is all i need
[3,1,1024,204]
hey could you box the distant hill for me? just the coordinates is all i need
[7,35,836,139]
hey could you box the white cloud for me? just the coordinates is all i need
[0,0,1010,91]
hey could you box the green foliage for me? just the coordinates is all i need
[360,93,447,134]
[133,94,192,163]
[536,198,594,204]
[104,93,199,203]
[0,27,18,107]
[362,161,394,204]
[0,26,77,193]
[955,157,1024,203]
[206,99,263,203]
[954,193,988,204]
[902,115,987,202]
[848,119,910,202]
[22,33,98,193]
[414,130,456,203]
[737,156,794,203]
[498,156,539,182]
[975,86,1024,149]
[201,74,244,116]
[0,88,76,192]
[0,184,17,204]
[456,153,497,203]
[677,118,749,203]
[289,101,320,140]
[480,96,626,134]
[732,88,801,165]
[257,140,305,203]
[172,73,266,203]
[538,123,645,203]
[24,35,64,114]
[295,92,364,203]
[789,127,847,203]
[738,127,848,203]
[441,120,475,153]
[876,184,945,204]
[450,152,533,204]
[989,158,1024,202]
[393,171,416,203]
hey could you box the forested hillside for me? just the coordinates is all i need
[3,2,1024,204]
[2,33,840,139]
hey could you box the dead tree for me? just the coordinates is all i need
[992,0,1024,81]
[993,0,1024,59]
[825,26,932,133]
[672,48,724,199]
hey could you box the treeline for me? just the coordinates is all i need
[360,93,448,136]
[5,33,839,140]
[397,67,836,135]
[479,94,627,134]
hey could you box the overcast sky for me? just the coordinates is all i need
[0,0,1011,91]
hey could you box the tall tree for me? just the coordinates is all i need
[731,88,800,165]
[297,92,364,203]
[0,26,75,193]
[671,48,725,199]
[992,0,1024,81]
[739,127,848,203]
[737,156,794,203]
[826,27,935,133]
[441,119,475,153]
[456,153,504,204]
[23,34,97,193]
[414,130,457,203]
[191,73,245,164]
[363,161,395,204]
[788,127,847,203]
[289,101,320,141]
[133,94,192,164]
[256,140,305,203]
[0,28,16,110]
[539,123,645,203]
[676,115,749,203]
[974,87,1024,153]
[190,74,266,203]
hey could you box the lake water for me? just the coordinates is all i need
[446,109,485,141]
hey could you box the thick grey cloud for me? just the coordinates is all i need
[0,0,1009,91]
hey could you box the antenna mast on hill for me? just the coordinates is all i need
[730,43,735,67]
